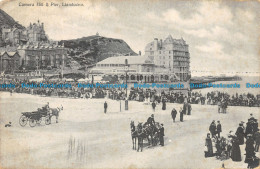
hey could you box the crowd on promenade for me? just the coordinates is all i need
[190,91,260,107]
[205,114,259,168]
[0,79,259,107]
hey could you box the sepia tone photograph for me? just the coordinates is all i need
[0,0,259,168]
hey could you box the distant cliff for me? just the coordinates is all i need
[59,35,137,67]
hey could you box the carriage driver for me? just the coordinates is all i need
[42,102,50,115]
[147,114,155,127]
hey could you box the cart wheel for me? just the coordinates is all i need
[45,116,51,125]
[36,117,42,124]
[19,115,28,127]
[29,118,37,127]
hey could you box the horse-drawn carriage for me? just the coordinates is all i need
[19,105,63,127]
[131,121,162,152]
[19,109,51,127]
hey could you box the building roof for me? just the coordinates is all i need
[97,56,154,65]
[0,51,19,57]
[164,35,186,45]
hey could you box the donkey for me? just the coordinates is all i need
[130,121,138,150]
[49,105,63,123]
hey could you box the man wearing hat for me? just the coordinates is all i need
[159,124,165,146]
[147,114,155,126]
[104,101,108,114]
[42,102,50,115]
[209,121,216,138]
[152,101,156,112]
[216,121,222,138]
[171,108,177,123]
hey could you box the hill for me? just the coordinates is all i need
[0,9,24,46]
[0,9,24,29]
[59,35,137,68]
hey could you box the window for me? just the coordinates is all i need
[159,51,161,54]
[169,51,171,54]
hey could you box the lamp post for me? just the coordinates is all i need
[124,59,129,110]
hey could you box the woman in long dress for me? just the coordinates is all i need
[244,134,255,164]
[231,135,242,162]
[179,107,184,122]
[162,99,166,110]
[235,123,245,145]
[205,133,213,157]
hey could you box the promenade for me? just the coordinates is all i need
[0,92,259,168]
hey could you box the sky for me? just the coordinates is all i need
[1,0,259,76]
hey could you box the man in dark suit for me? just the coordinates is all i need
[209,121,216,138]
[147,114,155,126]
[159,124,165,146]
[152,101,156,112]
[217,121,222,138]
[171,108,177,122]
[104,101,108,113]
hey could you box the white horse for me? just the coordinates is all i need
[49,105,63,123]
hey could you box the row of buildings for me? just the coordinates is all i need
[90,35,190,82]
[0,44,67,73]
[0,19,190,82]
[1,20,48,46]
[0,20,68,73]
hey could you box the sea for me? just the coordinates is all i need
[194,76,260,95]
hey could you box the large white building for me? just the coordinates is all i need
[144,35,190,81]
[90,55,179,83]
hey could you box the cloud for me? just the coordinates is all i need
[195,41,231,60]
[158,1,233,29]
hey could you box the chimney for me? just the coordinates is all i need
[139,51,141,56]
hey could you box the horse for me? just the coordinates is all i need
[130,121,138,150]
[49,105,63,123]
[137,123,145,152]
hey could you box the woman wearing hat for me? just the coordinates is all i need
[230,134,242,162]
[236,123,245,145]
[205,133,213,157]
[245,134,255,164]
[179,107,184,122]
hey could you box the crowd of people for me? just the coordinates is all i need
[205,114,259,168]
[0,79,127,100]
[1,79,259,112]
[191,91,260,107]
